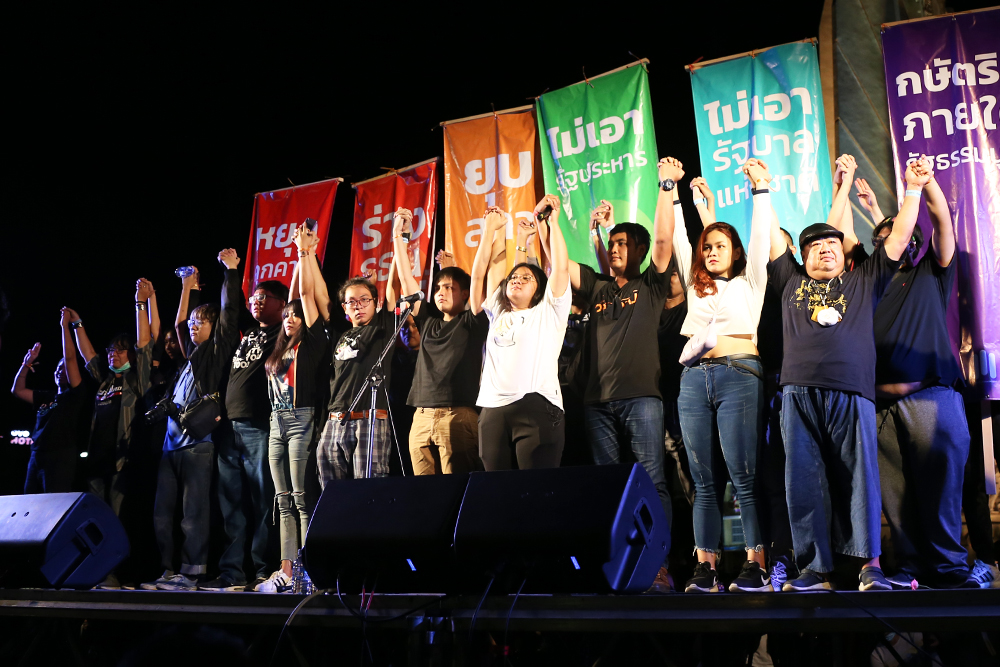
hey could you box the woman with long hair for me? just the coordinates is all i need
[255,226,328,593]
[674,158,776,593]
[471,195,571,470]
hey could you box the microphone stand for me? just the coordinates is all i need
[343,301,414,479]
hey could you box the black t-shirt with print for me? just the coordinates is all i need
[32,384,89,453]
[226,322,281,421]
[657,302,688,403]
[873,253,961,386]
[267,319,329,410]
[90,374,124,473]
[767,245,900,402]
[578,263,672,404]
[328,308,396,413]
[407,304,488,408]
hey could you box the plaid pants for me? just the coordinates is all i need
[317,414,390,487]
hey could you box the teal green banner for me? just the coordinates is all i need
[536,64,659,269]
[689,41,833,244]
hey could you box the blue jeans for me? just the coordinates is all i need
[877,385,969,586]
[586,397,671,563]
[153,441,214,576]
[269,408,314,562]
[781,385,881,573]
[678,360,764,554]
[217,419,274,583]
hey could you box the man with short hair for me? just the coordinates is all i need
[200,271,288,592]
[393,221,488,474]
[568,157,682,593]
[766,158,928,592]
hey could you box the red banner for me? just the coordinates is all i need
[349,159,438,302]
[242,178,341,297]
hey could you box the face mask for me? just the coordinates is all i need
[111,361,131,374]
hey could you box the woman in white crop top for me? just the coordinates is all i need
[470,194,572,471]
[674,159,777,594]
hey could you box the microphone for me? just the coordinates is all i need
[394,291,425,316]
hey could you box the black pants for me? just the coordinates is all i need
[759,377,794,562]
[24,449,77,493]
[963,398,998,564]
[479,393,564,470]
[152,441,214,577]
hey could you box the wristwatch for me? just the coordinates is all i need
[659,178,676,192]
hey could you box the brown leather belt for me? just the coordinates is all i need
[331,410,388,421]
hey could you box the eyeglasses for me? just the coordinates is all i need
[508,273,535,285]
[344,297,374,309]
[249,294,282,305]
[106,346,128,354]
[188,318,207,329]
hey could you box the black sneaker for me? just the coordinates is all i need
[198,577,245,592]
[684,562,720,593]
[783,569,831,591]
[729,561,772,593]
[858,566,891,591]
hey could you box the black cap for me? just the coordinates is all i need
[799,223,844,251]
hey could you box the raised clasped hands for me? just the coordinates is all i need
[218,248,240,269]
[590,199,615,230]
[517,218,537,246]
[435,249,455,269]
[393,207,414,238]
[742,158,771,186]
[533,195,560,225]
[135,278,155,302]
[905,154,933,189]
[658,157,685,182]
[293,225,318,253]
[484,206,508,231]
[833,154,858,185]
[689,177,713,201]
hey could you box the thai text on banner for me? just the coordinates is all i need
[349,159,438,303]
[689,40,833,244]
[536,62,658,270]
[442,107,542,273]
[882,8,1000,398]
[243,178,341,297]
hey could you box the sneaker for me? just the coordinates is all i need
[970,559,1000,589]
[859,565,892,591]
[156,574,199,591]
[783,569,831,592]
[684,562,720,593]
[198,577,245,592]
[886,572,918,590]
[645,566,674,594]
[93,573,121,590]
[254,569,292,593]
[770,557,791,592]
[729,561,772,593]
[140,570,175,591]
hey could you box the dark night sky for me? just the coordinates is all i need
[0,2,986,438]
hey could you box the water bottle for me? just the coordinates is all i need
[291,552,304,594]
[174,266,196,278]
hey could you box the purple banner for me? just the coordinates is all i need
[883,9,1000,400]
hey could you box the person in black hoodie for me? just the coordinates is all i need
[144,252,240,591]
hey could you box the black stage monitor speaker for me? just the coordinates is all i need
[303,474,471,593]
[454,463,668,594]
[0,492,130,589]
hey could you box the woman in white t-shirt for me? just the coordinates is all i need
[674,158,777,595]
[470,194,571,470]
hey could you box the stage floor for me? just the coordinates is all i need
[2,587,998,633]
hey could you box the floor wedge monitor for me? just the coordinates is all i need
[303,474,471,593]
[454,464,669,594]
[0,492,130,589]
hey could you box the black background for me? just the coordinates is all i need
[1,2,989,447]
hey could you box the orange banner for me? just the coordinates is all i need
[442,107,543,273]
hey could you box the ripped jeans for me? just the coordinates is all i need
[678,359,764,555]
[268,408,314,563]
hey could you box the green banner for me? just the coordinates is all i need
[536,64,659,269]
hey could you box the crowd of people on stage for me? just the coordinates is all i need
[11,153,1000,596]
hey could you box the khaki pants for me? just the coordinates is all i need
[409,406,483,475]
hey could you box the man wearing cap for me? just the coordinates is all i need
[764,158,929,592]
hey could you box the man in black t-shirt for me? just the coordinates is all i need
[569,158,684,593]
[395,222,488,475]
[866,175,975,589]
[205,265,287,592]
[767,159,929,592]
[11,310,89,493]
[317,276,399,484]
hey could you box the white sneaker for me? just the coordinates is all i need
[254,569,292,593]
[140,570,175,591]
[970,559,1000,589]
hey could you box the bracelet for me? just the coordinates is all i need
[693,197,706,207]
[135,302,147,311]
[904,188,922,198]
[515,245,528,253]
[71,320,84,330]
[672,199,682,205]
[752,188,770,196]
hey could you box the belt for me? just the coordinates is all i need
[698,354,764,380]
[331,409,388,421]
